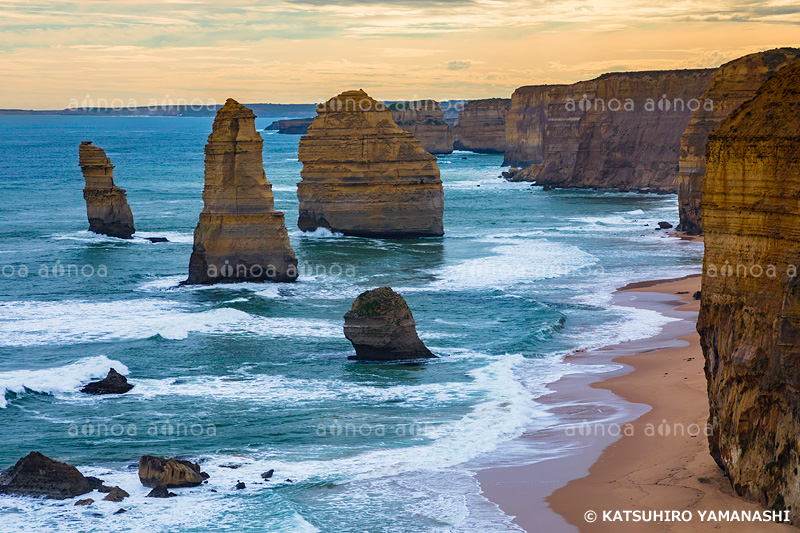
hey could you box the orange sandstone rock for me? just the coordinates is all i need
[389,100,454,154]
[79,142,135,239]
[699,59,800,521]
[298,90,444,238]
[185,98,297,284]
[453,98,509,153]
[676,48,800,234]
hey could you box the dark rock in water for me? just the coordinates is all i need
[146,484,176,498]
[235,482,246,490]
[260,469,274,480]
[542,184,552,191]
[75,498,94,506]
[139,456,206,488]
[81,368,133,395]
[0,452,92,500]
[103,487,129,502]
[693,290,702,300]
[220,464,242,469]
[85,476,106,490]
[658,221,673,229]
[285,479,293,483]
[114,508,127,515]
[146,237,169,243]
[344,287,435,361]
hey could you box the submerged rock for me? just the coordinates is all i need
[297,90,444,238]
[344,287,435,361]
[185,98,298,285]
[699,58,800,522]
[138,456,206,488]
[79,142,135,239]
[146,484,176,498]
[74,498,94,506]
[80,368,133,395]
[0,452,91,500]
[102,487,129,502]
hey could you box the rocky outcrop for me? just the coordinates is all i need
[676,48,800,234]
[185,98,298,284]
[389,100,454,154]
[343,287,435,361]
[0,452,91,499]
[138,456,207,488]
[79,142,135,239]
[507,69,715,192]
[698,59,800,522]
[80,368,133,395]
[264,118,313,134]
[102,486,129,502]
[453,98,509,153]
[297,90,444,238]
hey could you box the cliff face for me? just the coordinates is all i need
[503,85,565,166]
[453,98,509,153]
[677,48,800,234]
[389,100,454,154]
[265,118,313,134]
[508,69,715,192]
[186,98,297,284]
[79,142,135,239]
[297,90,444,238]
[699,59,800,521]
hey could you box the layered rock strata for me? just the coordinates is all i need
[264,118,313,134]
[452,98,509,153]
[79,142,135,238]
[677,48,800,234]
[185,98,298,284]
[344,287,435,361]
[505,69,715,191]
[297,90,444,238]
[389,100,454,154]
[699,59,800,521]
[138,456,208,488]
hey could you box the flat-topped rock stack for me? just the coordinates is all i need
[185,98,297,284]
[297,89,444,238]
[676,48,800,234]
[389,100,454,154]
[79,142,135,239]
[453,98,510,153]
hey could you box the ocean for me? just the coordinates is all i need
[0,115,703,532]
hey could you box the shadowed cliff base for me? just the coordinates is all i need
[297,89,444,239]
[185,98,298,285]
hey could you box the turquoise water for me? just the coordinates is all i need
[0,115,702,532]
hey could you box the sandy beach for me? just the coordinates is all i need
[480,274,795,532]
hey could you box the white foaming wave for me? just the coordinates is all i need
[429,238,598,291]
[133,231,194,244]
[0,299,341,347]
[50,231,194,245]
[290,227,345,238]
[0,355,127,408]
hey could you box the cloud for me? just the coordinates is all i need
[446,60,471,70]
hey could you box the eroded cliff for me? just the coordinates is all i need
[389,100,454,154]
[699,59,800,521]
[506,69,715,192]
[676,48,800,234]
[453,98,509,153]
[297,90,444,238]
[186,98,297,284]
[79,142,135,239]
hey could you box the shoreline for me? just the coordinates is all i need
[477,274,794,531]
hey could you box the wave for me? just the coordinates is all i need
[0,299,341,347]
[0,355,127,408]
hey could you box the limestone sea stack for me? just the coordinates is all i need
[185,98,298,284]
[344,287,435,361]
[138,456,207,488]
[505,69,715,191]
[452,98,510,153]
[389,100,454,154]
[699,59,800,520]
[297,90,444,238]
[676,48,800,234]
[79,142,135,239]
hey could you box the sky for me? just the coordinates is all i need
[0,0,798,109]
